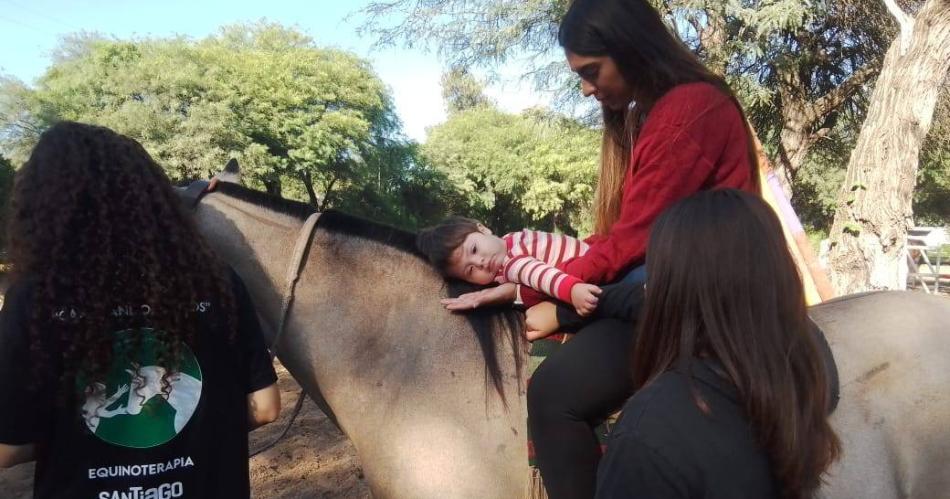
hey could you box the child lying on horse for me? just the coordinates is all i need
[416,217,602,338]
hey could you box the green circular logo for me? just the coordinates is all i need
[80,329,203,448]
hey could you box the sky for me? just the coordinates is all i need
[0,0,555,142]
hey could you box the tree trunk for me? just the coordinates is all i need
[300,170,321,207]
[318,176,338,212]
[827,0,950,294]
[775,100,812,199]
[774,61,880,201]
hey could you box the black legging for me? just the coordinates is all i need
[527,318,637,499]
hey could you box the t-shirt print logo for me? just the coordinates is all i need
[80,329,203,448]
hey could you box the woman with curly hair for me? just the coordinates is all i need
[0,122,280,498]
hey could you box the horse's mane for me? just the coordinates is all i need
[210,181,525,402]
[213,181,317,220]
[316,210,425,259]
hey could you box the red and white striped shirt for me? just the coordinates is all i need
[498,230,589,304]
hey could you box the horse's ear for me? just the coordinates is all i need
[215,158,242,184]
[224,158,240,174]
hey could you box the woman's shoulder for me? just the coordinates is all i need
[605,371,701,484]
[613,363,750,452]
[656,81,729,108]
[614,369,698,436]
[646,81,741,130]
[607,367,776,498]
[662,81,727,100]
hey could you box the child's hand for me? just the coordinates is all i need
[570,283,601,317]
[441,290,490,311]
[441,283,516,312]
[525,301,559,341]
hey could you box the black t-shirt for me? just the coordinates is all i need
[595,360,777,499]
[0,272,277,499]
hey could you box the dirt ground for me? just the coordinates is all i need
[0,362,372,498]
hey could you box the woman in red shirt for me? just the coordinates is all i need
[526,0,760,497]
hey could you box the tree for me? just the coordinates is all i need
[335,138,462,229]
[0,77,43,162]
[827,0,950,293]
[441,67,494,113]
[423,102,598,235]
[361,0,569,83]
[724,1,892,199]
[0,22,398,211]
[363,1,903,205]
[914,84,950,225]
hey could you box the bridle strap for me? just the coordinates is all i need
[248,211,320,458]
[270,211,321,359]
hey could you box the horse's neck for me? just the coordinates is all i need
[194,204,531,497]
[196,193,306,341]
[282,231,529,497]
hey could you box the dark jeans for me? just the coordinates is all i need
[618,264,647,287]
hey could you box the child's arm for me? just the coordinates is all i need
[441,283,517,312]
[570,283,601,316]
[525,283,643,341]
[504,256,600,315]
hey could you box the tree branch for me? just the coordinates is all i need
[810,62,880,119]
[319,175,339,212]
[882,0,915,54]
[299,170,321,207]
[774,62,803,105]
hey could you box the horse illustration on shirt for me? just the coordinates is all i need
[81,364,202,435]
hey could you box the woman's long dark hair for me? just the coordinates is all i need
[633,189,840,499]
[558,0,760,235]
[8,121,235,397]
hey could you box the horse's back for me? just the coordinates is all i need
[811,291,950,499]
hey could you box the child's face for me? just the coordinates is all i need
[446,226,508,285]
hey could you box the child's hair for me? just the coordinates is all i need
[416,216,482,273]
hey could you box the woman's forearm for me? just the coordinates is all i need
[0,443,35,468]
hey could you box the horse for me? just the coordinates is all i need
[184,176,950,498]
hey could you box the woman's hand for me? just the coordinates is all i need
[571,283,602,316]
[247,383,281,430]
[441,283,516,312]
[525,301,560,340]
[0,443,35,468]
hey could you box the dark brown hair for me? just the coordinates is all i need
[8,121,236,397]
[558,0,760,235]
[632,189,840,498]
[416,216,482,274]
